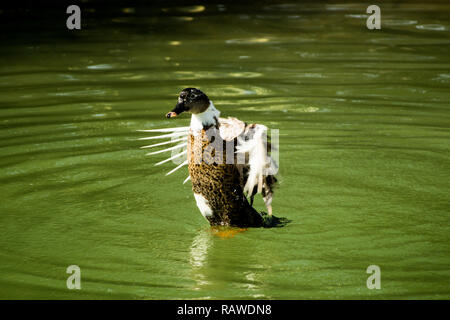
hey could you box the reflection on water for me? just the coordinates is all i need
[189,228,269,299]
[0,0,449,299]
[189,229,212,292]
[190,229,211,269]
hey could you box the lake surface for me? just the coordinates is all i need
[0,0,449,299]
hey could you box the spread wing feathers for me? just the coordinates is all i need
[138,126,189,181]
[236,124,278,196]
[183,175,191,184]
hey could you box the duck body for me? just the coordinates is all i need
[187,125,264,227]
[141,88,278,228]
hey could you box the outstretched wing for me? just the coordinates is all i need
[138,126,190,183]
[235,124,278,209]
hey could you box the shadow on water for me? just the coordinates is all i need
[208,212,292,238]
[202,213,291,240]
[260,212,292,228]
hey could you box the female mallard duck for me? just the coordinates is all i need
[139,88,279,228]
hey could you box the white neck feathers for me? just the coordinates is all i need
[190,101,220,133]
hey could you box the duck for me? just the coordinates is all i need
[139,88,280,228]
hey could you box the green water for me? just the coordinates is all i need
[0,1,449,299]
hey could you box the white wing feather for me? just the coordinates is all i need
[138,126,189,183]
[236,124,278,195]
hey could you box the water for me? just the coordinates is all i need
[0,0,449,299]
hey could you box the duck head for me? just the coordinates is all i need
[166,88,210,118]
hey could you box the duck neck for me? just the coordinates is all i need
[190,101,220,132]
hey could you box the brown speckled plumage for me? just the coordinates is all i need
[187,127,265,227]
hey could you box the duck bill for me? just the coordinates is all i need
[166,111,178,118]
[166,102,186,119]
